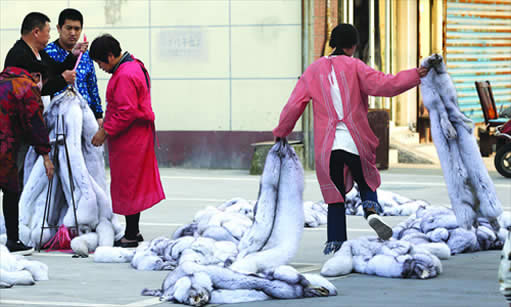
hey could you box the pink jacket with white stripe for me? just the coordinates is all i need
[273,55,420,204]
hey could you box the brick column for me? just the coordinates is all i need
[313,0,338,59]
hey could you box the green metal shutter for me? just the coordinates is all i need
[445,0,511,123]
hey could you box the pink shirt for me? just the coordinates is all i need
[273,55,420,203]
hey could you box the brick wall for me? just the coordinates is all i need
[313,0,338,59]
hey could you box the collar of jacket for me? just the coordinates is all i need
[111,52,133,74]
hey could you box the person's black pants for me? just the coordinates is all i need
[1,188,21,242]
[124,213,140,240]
[328,149,379,243]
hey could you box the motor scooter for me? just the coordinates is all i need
[494,119,511,178]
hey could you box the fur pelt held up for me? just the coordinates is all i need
[419,54,502,229]
[18,88,123,253]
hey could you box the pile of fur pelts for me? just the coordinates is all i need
[0,245,48,288]
[321,205,509,279]
[304,186,430,227]
[18,89,123,255]
[95,140,337,306]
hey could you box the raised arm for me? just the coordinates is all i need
[356,58,421,97]
[273,76,311,138]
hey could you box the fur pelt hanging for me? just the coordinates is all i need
[18,88,123,253]
[419,54,502,229]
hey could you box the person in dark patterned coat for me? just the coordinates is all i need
[0,66,54,255]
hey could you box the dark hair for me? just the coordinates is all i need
[21,12,50,35]
[329,23,359,56]
[90,34,122,62]
[58,8,83,27]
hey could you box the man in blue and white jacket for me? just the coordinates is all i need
[45,8,103,125]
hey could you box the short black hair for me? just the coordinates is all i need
[90,34,122,63]
[21,12,50,35]
[329,23,359,55]
[58,8,83,27]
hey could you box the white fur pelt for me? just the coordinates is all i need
[0,244,48,288]
[393,205,508,255]
[321,237,443,279]
[130,236,237,271]
[321,204,508,279]
[141,262,336,306]
[93,246,135,263]
[18,89,123,253]
[344,184,431,217]
[420,54,502,229]
[231,140,304,274]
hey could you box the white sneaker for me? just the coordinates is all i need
[367,214,393,240]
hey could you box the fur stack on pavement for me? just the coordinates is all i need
[0,244,48,288]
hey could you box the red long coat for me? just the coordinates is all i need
[103,56,165,215]
[273,56,420,204]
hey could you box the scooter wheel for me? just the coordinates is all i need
[495,143,511,178]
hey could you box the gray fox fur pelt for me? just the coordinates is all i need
[419,54,502,230]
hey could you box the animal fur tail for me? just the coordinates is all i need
[141,288,162,297]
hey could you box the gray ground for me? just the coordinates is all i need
[0,167,509,307]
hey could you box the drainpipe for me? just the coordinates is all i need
[369,0,375,108]
[302,0,314,170]
[385,0,391,111]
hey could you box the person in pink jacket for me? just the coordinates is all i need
[90,34,165,248]
[273,24,429,254]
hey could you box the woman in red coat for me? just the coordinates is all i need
[90,34,165,248]
[273,24,429,254]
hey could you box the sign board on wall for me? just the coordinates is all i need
[159,29,208,60]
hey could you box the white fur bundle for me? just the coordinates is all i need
[321,238,443,279]
[17,89,123,254]
[0,244,48,288]
[142,262,336,306]
[93,246,135,263]
[393,204,507,255]
[419,54,502,229]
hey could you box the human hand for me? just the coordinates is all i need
[43,154,54,179]
[91,128,108,146]
[417,66,429,78]
[72,41,89,56]
[62,70,76,84]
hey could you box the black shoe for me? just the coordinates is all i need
[136,233,144,242]
[6,240,34,256]
[114,237,139,248]
[367,215,393,240]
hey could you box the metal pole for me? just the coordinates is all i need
[369,0,375,108]
[385,0,391,111]
[343,0,348,23]
[350,0,354,24]
[302,0,314,170]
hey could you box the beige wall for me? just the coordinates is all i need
[0,0,302,132]
[392,0,417,127]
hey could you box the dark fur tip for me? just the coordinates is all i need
[323,241,344,255]
[224,257,234,267]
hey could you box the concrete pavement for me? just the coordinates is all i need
[0,166,509,307]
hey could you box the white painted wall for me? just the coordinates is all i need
[0,0,302,132]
